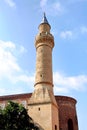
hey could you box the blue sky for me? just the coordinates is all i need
[0,0,87,130]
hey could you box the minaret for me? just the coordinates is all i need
[35,12,54,94]
[28,13,59,130]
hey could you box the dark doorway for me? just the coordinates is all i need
[68,119,73,130]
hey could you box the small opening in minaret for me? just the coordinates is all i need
[38,107,40,111]
[40,74,43,77]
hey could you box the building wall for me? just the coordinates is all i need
[0,93,78,130]
[55,96,78,130]
[51,103,59,130]
[28,103,59,130]
[28,103,52,130]
[0,93,31,109]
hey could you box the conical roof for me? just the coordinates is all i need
[40,13,50,27]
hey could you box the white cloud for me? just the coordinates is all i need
[80,26,87,34]
[52,2,63,13]
[4,0,16,8]
[60,30,73,39]
[0,40,31,81]
[0,40,35,95]
[59,26,87,40]
[0,85,28,96]
[53,72,87,94]
[40,1,64,16]
[0,88,6,96]
[0,40,21,78]
[19,46,27,54]
[40,0,47,9]
[8,74,35,85]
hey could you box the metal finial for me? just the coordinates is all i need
[44,12,46,18]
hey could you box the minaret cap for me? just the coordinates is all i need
[39,13,51,28]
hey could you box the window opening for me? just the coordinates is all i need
[38,107,40,111]
[55,125,57,130]
[68,119,73,130]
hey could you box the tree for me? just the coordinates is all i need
[0,108,5,129]
[0,101,39,130]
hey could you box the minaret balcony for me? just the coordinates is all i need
[35,32,54,49]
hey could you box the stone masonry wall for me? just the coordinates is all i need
[55,96,78,130]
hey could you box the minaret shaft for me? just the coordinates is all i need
[35,40,53,87]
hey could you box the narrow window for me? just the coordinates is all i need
[68,119,73,130]
[38,107,40,111]
[40,74,43,77]
[55,125,57,130]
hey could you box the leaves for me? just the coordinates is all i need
[0,101,40,130]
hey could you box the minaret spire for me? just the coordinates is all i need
[41,12,49,24]
[40,12,51,28]
[38,13,51,33]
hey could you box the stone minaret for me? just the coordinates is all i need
[28,13,59,130]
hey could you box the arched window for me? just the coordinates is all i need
[68,119,73,130]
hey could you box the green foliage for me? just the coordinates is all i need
[0,101,39,130]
